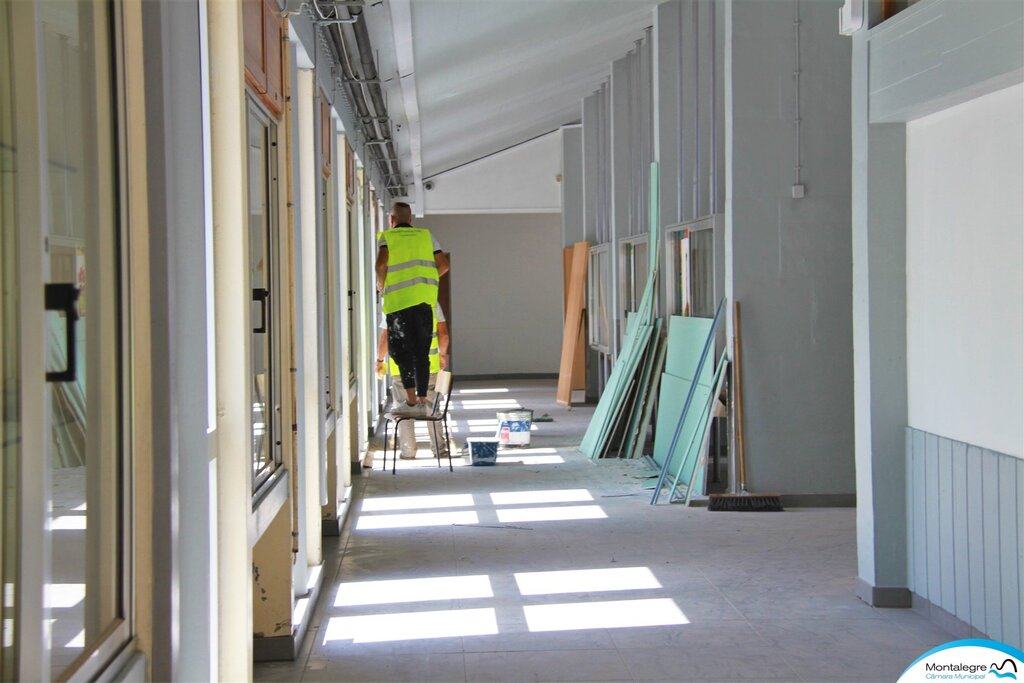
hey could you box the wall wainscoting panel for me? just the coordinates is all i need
[906,427,1023,649]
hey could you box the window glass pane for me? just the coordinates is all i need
[347,202,356,380]
[672,231,688,316]
[690,229,714,318]
[39,1,122,673]
[320,177,333,413]
[247,105,279,488]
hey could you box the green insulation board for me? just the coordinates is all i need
[621,322,664,459]
[664,316,715,380]
[648,316,719,496]
[579,317,654,458]
[665,350,727,503]
[579,162,662,460]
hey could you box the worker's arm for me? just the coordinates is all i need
[375,246,388,292]
[437,321,450,370]
[434,250,449,277]
[375,327,389,377]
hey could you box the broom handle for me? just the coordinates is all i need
[734,301,748,492]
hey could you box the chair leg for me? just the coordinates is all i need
[389,417,397,475]
[382,421,389,473]
[430,420,441,469]
[443,417,453,472]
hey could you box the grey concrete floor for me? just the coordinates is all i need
[256,379,954,683]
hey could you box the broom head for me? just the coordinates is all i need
[707,493,784,512]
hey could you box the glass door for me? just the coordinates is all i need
[39,1,124,676]
[248,99,282,493]
[4,1,131,679]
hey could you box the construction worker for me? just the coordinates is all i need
[376,303,449,458]
[375,202,449,413]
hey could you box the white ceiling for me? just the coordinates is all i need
[362,0,658,203]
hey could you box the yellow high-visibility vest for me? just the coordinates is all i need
[380,227,439,314]
[388,313,440,377]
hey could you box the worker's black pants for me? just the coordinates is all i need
[386,302,433,398]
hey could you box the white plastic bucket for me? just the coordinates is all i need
[496,409,533,446]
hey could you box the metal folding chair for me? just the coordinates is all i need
[381,371,455,474]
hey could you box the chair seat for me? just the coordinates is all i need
[382,370,455,474]
[384,410,443,422]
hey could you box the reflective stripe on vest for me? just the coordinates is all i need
[381,228,439,314]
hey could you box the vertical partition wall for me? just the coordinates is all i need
[567,0,854,503]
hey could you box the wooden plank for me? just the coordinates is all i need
[911,429,928,595]
[556,242,589,406]
[967,445,986,632]
[998,455,1020,647]
[951,440,970,622]
[938,437,955,612]
[982,449,1003,641]
[563,247,586,390]
[925,433,941,602]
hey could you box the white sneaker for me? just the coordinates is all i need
[394,402,428,417]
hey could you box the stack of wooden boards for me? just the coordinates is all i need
[556,242,589,406]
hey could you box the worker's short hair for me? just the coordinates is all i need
[390,202,413,222]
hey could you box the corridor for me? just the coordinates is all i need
[255,381,953,683]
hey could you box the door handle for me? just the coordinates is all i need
[253,288,270,333]
[45,283,80,383]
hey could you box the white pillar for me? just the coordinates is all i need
[207,0,252,679]
[297,68,323,567]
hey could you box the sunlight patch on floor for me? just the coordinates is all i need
[356,510,480,530]
[335,575,493,607]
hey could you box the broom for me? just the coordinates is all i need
[707,301,783,512]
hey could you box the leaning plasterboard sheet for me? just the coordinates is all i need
[621,321,664,459]
[579,318,655,458]
[649,315,718,470]
[652,372,715,470]
[664,316,715,380]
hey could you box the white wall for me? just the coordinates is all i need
[419,213,563,376]
[422,132,562,214]
[906,82,1024,458]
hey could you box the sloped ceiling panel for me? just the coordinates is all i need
[366,0,658,186]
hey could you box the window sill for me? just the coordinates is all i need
[250,468,289,545]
